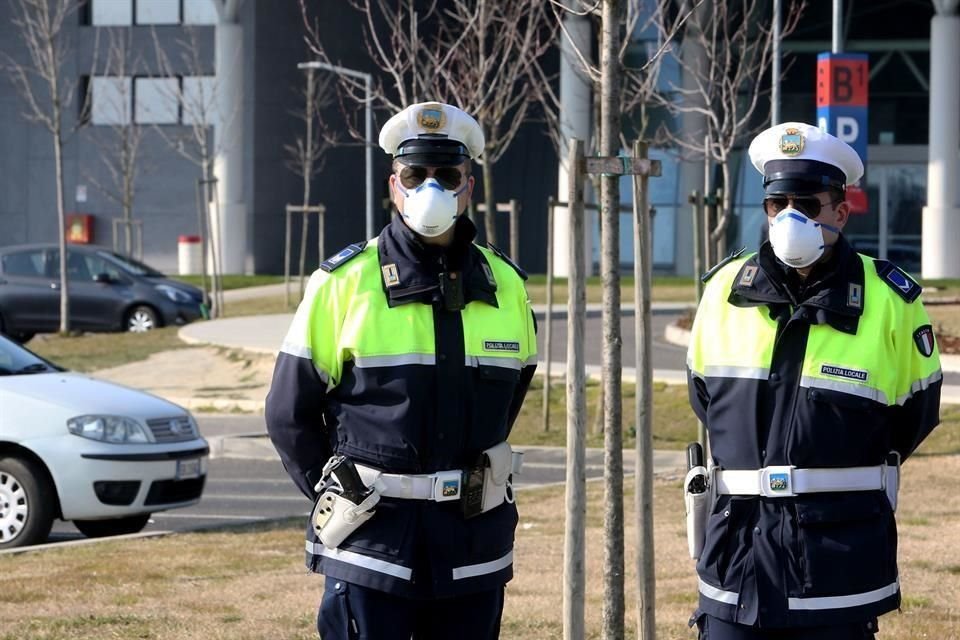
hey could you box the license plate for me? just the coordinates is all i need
[176,458,202,480]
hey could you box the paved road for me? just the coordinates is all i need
[47,415,684,545]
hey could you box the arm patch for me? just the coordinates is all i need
[487,243,528,280]
[874,259,921,303]
[320,241,367,273]
[701,246,746,284]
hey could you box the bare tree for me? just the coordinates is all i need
[284,67,337,297]
[84,27,145,258]
[433,1,556,246]
[151,26,231,316]
[2,0,89,334]
[300,0,554,248]
[655,0,804,258]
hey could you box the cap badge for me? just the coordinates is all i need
[778,127,804,156]
[417,106,445,131]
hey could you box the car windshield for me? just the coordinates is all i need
[97,251,166,277]
[0,335,61,376]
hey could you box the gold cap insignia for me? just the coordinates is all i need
[417,104,446,131]
[778,128,804,156]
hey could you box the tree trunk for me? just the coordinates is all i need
[482,158,497,246]
[54,130,69,334]
[599,1,625,639]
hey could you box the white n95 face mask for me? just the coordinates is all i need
[397,177,468,237]
[768,208,840,269]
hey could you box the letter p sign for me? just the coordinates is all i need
[837,117,859,144]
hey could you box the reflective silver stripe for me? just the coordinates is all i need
[702,365,770,380]
[451,550,514,581]
[698,578,739,605]
[279,343,330,385]
[788,580,899,611]
[352,353,435,368]
[896,369,944,406]
[280,341,311,359]
[800,376,887,404]
[468,355,523,370]
[524,355,539,367]
[306,541,412,581]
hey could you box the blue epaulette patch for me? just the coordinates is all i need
[875,259,921,303]
[701,246,746,284]
[320,241,367,273]
[487,243,527,281]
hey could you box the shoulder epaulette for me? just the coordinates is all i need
[487,243,527,281]
[701,246,746,284]
[320,241,367,273]
[874,259,922,302]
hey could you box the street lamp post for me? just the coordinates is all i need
[297,61,375,240]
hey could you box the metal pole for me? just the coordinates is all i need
[563,139,587,640]
[284,205,292,308]
[632,140,656,640]
[543,197,555,433]
[690,190,703,302]
[510,199,520,263]
[772,0,782,125]
[365,74,374,239]
[832,0,843,54]
[298,61,375,240]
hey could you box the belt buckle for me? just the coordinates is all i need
[760,465,795,498]
[433,470,462,502]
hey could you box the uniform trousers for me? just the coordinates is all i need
[318,578,505,640]
[696,614,878,640]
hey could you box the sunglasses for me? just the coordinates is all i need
[763,195,841,220]
[397,166,465,191]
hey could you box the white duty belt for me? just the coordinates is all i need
[715,464,894,498]
[355,453,523,503]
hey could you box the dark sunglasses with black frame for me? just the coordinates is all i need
[763,194,844,220]
[397,165,465,191]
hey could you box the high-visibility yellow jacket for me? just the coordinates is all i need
[266,216,537,598]
[687,236,941,628]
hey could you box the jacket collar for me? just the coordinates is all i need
[728,234,864,334]
[377,215,498,308]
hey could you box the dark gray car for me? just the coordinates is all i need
[0,244,205,342]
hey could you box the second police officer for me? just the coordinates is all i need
[265,101,537,639]
[685,122,942,640]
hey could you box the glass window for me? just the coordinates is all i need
[183,0,219,25]
[135,0,179,25]
[181,76,216,126]
[91,76,132,126]
[91,0,133,26]
[134,77,179,124]
[98,250,165,276]
[1,250,47,278]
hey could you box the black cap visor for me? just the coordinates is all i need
[395,138,469,168]
[763,159,846,195]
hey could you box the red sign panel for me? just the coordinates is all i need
[817,54,868,108]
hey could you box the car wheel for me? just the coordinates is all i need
[74,513,151,538]
[0,457,56,549]
[10,333,35,344]
[126,305,158,333]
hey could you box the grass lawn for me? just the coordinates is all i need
[2,447,957,639]
[170,274,284,290]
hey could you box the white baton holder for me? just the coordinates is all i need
[684,466,709,560]
[311,478,385,550]
[481,442,516,513]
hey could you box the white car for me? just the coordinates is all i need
[0,334,208,548]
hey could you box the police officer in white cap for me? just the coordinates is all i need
[266,101,537,639]
[684,122,942,639]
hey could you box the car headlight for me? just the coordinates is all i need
[155,284,192,304]
[67,415,152,443]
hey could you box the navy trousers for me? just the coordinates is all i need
[317,578,505,640]
[696,614,878,640]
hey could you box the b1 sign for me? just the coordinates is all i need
[816,53,869,167]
